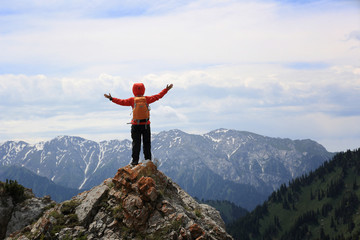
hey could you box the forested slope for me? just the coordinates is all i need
[228,148,360,240]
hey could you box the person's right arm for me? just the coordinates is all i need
[112,97,134,106]
[104,93,134,106]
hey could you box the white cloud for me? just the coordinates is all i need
[1,60,360,151]
[0,109,132,142]
[1,0,358,75]
[151,105,188,123]
[0,0,359,152]
[0,73,135,104]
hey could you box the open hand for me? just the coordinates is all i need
[104,93,112,99]
[166,84,173,91]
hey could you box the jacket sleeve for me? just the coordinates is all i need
[112,97,134,107]
[146,88,169,104]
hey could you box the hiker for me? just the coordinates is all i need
[104,83,173,166]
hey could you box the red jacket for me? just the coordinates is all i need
[111,83,169,125]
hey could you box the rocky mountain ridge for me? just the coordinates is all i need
[0,180,55,239]
[0,129,334,209]
[6,161,233,240]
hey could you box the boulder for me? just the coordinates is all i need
[75,184,109,226]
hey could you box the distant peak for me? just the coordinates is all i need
[214,128,230,133]
[167,129,186,134]
[55,135,75,140]
[53,135,88,143]
[155,129,187,138]
[205,128,232,137]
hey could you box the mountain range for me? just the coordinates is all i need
[0,129,334,210]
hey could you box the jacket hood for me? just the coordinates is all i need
[132,83,145,96]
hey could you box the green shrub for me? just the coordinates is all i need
[4,179,26,203]
[112,205,123,221]
[61,200,80,215]
[195,208,203,218]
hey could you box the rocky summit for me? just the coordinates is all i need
[6,161,233,240]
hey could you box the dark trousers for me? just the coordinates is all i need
[131,124,151,164]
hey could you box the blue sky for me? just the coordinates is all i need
[0,0,359,152]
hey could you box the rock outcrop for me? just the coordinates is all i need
[6,161,233,239]
[0,182,55,240]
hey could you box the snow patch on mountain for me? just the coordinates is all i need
[0,129,333,207]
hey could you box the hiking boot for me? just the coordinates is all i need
[129,160,138,168]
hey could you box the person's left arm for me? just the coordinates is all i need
[146,84,173,104]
